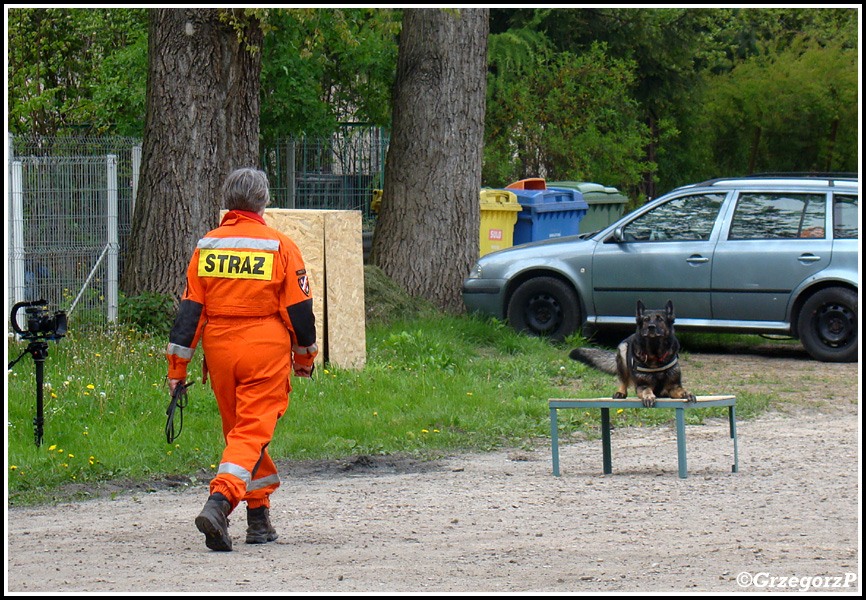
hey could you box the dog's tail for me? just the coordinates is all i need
[569,347,619,375]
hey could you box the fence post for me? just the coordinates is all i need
[107,155,119,322]
[287,139,296,209]
[11,160,26,328]
[131,145,141,217]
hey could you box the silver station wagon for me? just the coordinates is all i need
[463,174,859,362]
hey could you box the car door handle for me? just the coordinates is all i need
[798,253,822,263]
[686,255,709,264]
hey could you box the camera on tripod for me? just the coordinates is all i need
[9,300,68,447]
[11,300,67,341]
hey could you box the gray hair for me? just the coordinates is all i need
[222,168,270,212]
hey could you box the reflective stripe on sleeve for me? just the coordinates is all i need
[166,342,195,360]
[197,237,280,252]
[292,343,318,355]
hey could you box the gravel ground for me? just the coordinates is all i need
[5,347,860,594]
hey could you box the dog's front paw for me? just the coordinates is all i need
[639,392,656,408]
[685,391,697,403]
[612,391,627,399]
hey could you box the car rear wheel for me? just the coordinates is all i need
[506,277,580,341]
[797,287,857,363]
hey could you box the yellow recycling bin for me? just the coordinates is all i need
[370,189,383,213]
[479,189,522,256]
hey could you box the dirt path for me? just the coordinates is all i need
[5,349,860,593]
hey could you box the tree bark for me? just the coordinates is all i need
[370,8,488,313]
[121,8,262,300]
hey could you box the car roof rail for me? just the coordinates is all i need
[695,172,859,187]
[747,171,858,180]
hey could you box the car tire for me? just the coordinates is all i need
[797,287,857,363]
[506,277,580,341]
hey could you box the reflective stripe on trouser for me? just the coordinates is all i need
[203,315,291,510]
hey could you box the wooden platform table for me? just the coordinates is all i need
[548,395,738,479]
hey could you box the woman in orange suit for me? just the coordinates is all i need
[166,168,317,551]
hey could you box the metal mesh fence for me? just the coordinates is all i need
[8,130,387,330]
[263,127,388,225]
[8,137,137,330]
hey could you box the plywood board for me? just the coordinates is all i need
[324,211,367,368]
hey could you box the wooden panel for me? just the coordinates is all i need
[324,210,367,368]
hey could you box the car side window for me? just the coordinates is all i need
[621,193,724,242]
[833,194,858,239]
[728,193,826,240]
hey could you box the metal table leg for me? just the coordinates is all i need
[601,407,612,474]
[675,407,687,479]
[551,406,560,477]
[729,405,739,473]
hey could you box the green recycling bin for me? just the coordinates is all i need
[548,182,628,234]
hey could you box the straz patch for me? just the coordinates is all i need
[198,249,274,280]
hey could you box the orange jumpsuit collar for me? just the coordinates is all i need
[221,209,267,226]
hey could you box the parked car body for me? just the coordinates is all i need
[463,174,859,362]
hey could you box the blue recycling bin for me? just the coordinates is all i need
[507,187,589,244]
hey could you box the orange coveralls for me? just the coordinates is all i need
[166,210,317,511]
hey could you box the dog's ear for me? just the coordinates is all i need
[665,300,675,321]
[636,299,645,319]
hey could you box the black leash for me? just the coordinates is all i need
[165,381,194,444]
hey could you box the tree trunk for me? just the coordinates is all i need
[121,8,262,300]
[370,8,488,313]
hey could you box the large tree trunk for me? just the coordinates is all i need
[121,8,262,300]
[370,8,488,313]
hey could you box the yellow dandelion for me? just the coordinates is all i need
[86,384,95,390]
[616,409,624,415]
[422,429,429,434]
[68,454,74,458]
[95,353,101,357]
[10,465,18,470]
[48,444,57,451]
[51,392,57,398]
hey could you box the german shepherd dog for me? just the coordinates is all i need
[569,300,696,407]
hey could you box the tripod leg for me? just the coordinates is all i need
[34,356,45,447]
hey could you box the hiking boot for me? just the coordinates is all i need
[195,492,233,551]
[246,506,278,544]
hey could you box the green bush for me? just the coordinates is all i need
[118,292,175,335]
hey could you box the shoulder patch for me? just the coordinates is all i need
[298,274,310,296]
